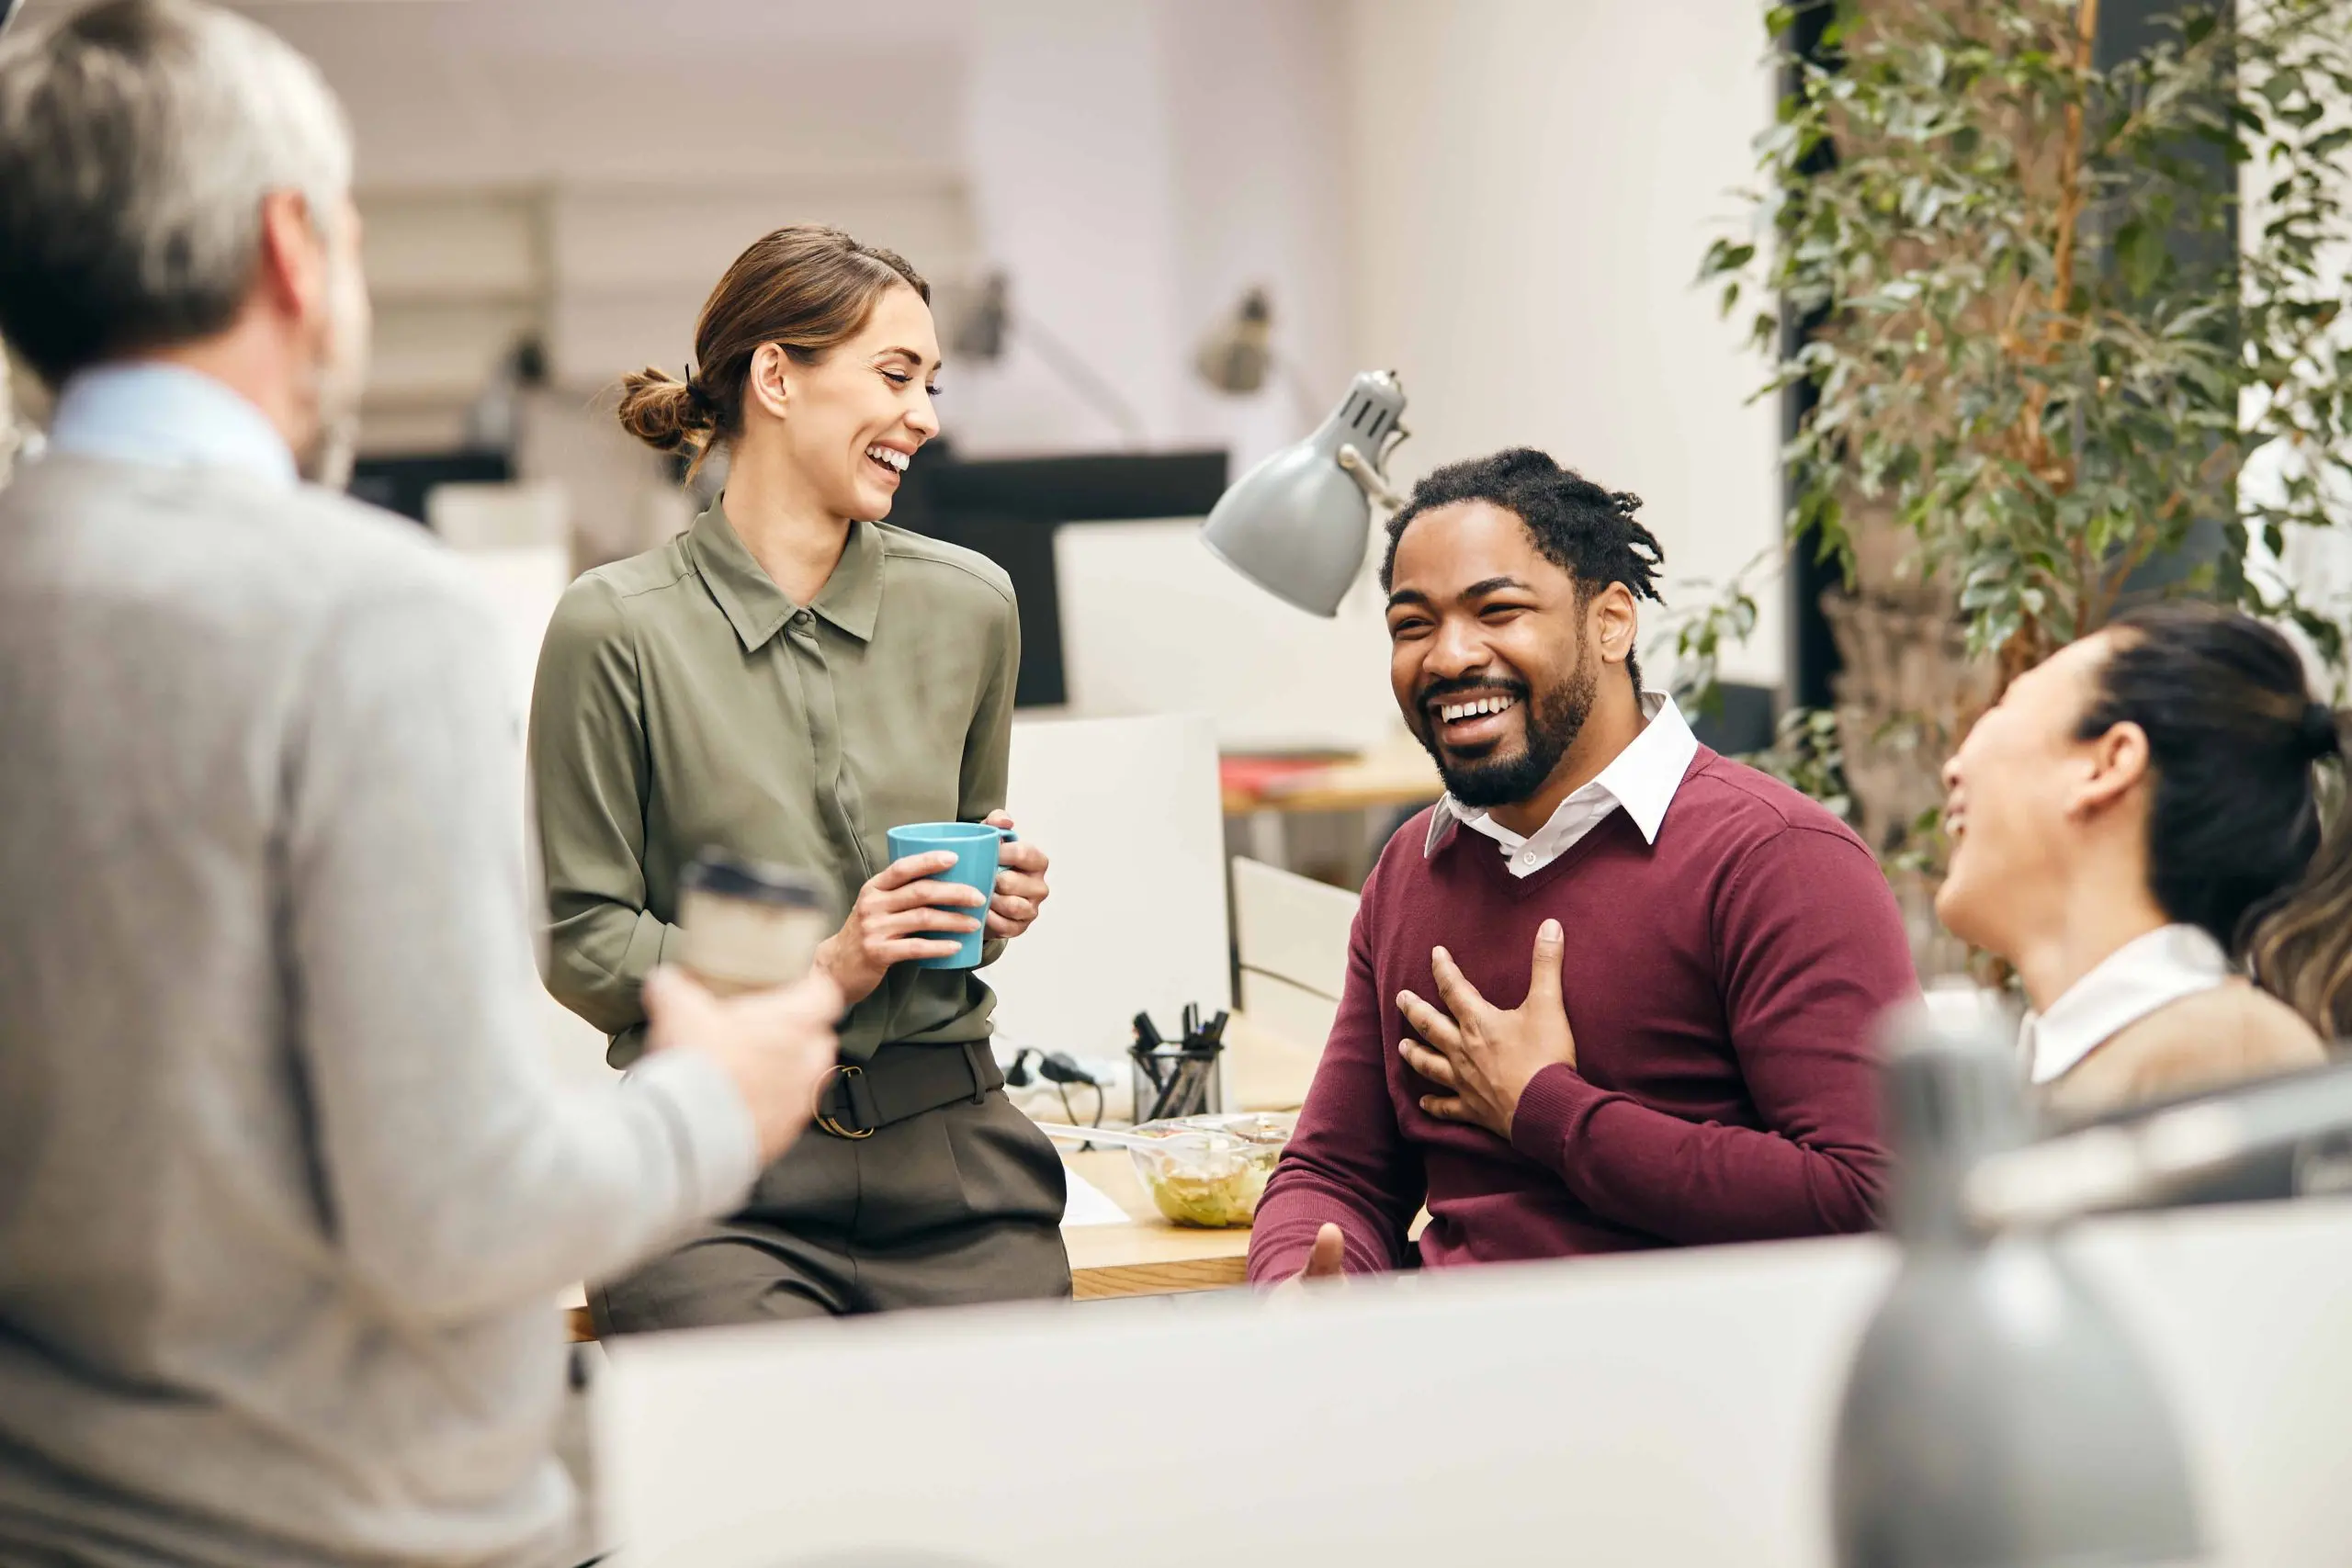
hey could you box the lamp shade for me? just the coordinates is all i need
[1830,999,2201,1568]
[1199,370,1408,616]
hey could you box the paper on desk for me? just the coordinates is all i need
[1061,1167,1132,1226]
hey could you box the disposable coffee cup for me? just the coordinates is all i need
[675,852,833,996]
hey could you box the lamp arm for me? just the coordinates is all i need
[1964,1059,2352,1232]
[1336,443,1405,512]
[1016,315,1148,448]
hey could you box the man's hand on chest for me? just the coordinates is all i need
[1395,919,1577,1142]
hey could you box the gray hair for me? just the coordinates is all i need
[0,0,352,385]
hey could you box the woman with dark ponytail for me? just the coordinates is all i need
[529,225,1072,1330]
[1936,602,2344,1120]
[2251,707,2352,1046]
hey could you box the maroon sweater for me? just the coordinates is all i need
[1248,748,1915,1281]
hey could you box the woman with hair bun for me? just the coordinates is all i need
[529,225,1070,1329]
[1936,601,2347,1120]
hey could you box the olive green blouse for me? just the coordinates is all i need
[528,501,1019,1066]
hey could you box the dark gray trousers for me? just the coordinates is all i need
[589,1086,1070,1332]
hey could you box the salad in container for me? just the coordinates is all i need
[1125,1112,1297,1227]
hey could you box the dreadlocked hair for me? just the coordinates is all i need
[1378,447,1667,691]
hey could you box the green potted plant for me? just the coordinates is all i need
[1680,0,2352,964]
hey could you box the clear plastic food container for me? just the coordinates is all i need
[1126,1112,1297,1227]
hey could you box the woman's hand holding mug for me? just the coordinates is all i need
[814,852,988,1008]
[982,809,1051,942]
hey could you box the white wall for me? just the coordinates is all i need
[96,0,1779,699]
[946,0,1354,469]
[209,0,1358,479]
[1342,0,1786,688]
[225,0,979,458]
[232,0,971,189]
[1157,0,1357,466]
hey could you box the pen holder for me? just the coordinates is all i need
[1129,1043,1223,1122]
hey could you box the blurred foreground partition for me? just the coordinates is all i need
[601,1196,2352,1566]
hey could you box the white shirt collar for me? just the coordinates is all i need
[46,363,298,489]
[2020,924,2234,1085]
[1424,691,1699,876]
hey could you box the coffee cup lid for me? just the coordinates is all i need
[682,851,829,909]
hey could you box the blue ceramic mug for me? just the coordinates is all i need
[884,820,1015,970]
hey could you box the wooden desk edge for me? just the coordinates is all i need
[568,1252,1251,1335]
[1224,784,1440,817]
[1071,1254,1250,1301]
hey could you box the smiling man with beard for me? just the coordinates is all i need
[1250,449,1917,1287]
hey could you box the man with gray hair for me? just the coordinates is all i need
[0,3,845,1564]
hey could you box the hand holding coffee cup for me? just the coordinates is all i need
[661,854,844,1161]
[641,964,842,1166]
[814,845,991,1007]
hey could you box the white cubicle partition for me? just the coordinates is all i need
[425,479,571,726]
[1229,856,1356,1051]
[1053,517,1397,753]
[600,1196,2352,1567]
[985,713,1231,1064]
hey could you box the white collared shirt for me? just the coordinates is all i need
[1423,691,1700,877]
[2018,924,2234,1085]
[46,362,298,488]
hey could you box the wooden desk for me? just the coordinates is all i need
[1219,750,1442,818]
[1221,749,1441,882]
[1060,1148,1251,1301]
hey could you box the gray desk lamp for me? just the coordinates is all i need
[1842,1002,2352,1567]
[1835,1000,2199,1567]
[1199,369,1409,616]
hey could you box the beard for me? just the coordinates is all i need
[300,404,358,491]
[299,255,369,489]
[1418,645,1598,809]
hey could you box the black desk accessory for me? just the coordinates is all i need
[1129,1005,1227,1122]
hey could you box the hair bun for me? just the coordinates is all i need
[2300,701,2342,761]
[615,366,714,455]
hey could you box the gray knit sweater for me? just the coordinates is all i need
[0,455,759,1567]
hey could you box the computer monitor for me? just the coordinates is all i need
[348,450,513,526]
[888,446,1229,709]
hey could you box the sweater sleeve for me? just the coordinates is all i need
[1507,823,1908,1245]
[288,581,758,1323]
[1246,885,1421,1281]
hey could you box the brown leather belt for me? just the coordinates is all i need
[813,1040,1001,1139]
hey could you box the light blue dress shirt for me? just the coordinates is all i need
[46,363,298,488]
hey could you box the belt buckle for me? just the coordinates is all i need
[814,1063,875,1140]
